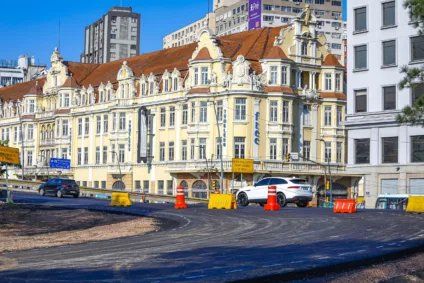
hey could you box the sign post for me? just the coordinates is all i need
[0,145,20,203]
[232,159,254,192]
[49,158,71,170]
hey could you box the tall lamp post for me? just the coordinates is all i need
[317,139,333,204]
[208,100,224,194]
[14,101,25,180]
[195,145,211,195]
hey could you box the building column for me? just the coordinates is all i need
[311,104,319,161]
[175,103,181,160]
[311,72,316,90]
[287,66,292,87]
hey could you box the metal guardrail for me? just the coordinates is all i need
[0,179,209,204]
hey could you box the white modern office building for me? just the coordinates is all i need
[345,0,424,207]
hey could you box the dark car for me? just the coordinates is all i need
[39,178,80,198]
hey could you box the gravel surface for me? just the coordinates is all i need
[0,203,158,253]
[290,253,424,283]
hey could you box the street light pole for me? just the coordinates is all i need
[111,151,123,187]
[317,139,333,205]
[209,100,224,194]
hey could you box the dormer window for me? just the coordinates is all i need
[164,79,169,92]
[270,66,278,85]
[325,73,332,91]
[194,68,199,86]
[301,42,308,56]
[149,82,154,94]
[64,94,70,107]
[141,83,146,95]
[201,67,209,85]
[335,73,341,92]
[173,77,178,91]
[29,100,35,113]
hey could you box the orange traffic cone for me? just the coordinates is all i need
[264,185,280,211]
[175,186,188,209]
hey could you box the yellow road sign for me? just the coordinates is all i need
[232,158,254,173]
[0,146,20,165]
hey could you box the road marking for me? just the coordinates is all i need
[388,243,396,246]
[400,240,407,243]
[290,261,305,264]
[225,269,243,274]
[338,250,365,256]
[317,256,330,260]
[263,263,283,268]
[376,246,384,249]
[186,275,206,279]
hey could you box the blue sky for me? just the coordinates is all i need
[0,0,346,67]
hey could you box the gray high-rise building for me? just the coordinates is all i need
[81,6,141,64]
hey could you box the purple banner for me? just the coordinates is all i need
[248,0,262,30]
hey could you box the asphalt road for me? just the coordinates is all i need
[1,192,424,283]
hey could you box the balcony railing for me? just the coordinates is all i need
[40,139,56,146]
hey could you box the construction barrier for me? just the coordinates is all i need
[208,194,237,210]
[264,185,280,211]
[333,199,356,214]
[406,196,424,214]
[110,192,132,207]
[175,186,188,209]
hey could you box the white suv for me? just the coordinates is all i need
[236,177,313,208]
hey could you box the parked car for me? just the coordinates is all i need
[236,177,313,207]
[39,178,80,198]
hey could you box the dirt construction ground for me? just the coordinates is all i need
[0,203,158,253]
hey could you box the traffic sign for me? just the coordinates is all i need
[291,152,299,161]
[232,158,254,173]
[50,158,71,169]
[0,146,20,165]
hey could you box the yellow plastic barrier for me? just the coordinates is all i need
[208,194,237,210]
[406,196,424,213]
[110,192,132,207]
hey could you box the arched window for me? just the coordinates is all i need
[301,42,308,56]
[180,180,189,197]
[173,77,178,91]
[113,181,126,190]
[192,180,207,199]
[107,89,111,101]
[81,94,85,106]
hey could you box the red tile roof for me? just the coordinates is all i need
[322,54,343,67]
[320,92,346,99]
[194,47,212,61]
[263,46,289,60]
[264,86,294,94]
[54,109,71,115]
[62,75,80,88]
[0,78,46,102]
[187,88,211,95]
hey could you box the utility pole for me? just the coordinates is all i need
[209,100,224,194]
[316,139,333,206]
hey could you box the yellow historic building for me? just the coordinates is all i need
[0,11,360,202]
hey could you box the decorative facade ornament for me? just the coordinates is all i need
[304,4,311,25]
[223,72,233,88]
[250,71,263,91]
[211,72,217,85]
[302,85,319,101]
[312,103,319,111]
[232,55,251,85]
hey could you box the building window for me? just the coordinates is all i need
[118,144,125,163]
[282,101,289,123]
[354,45,367,70]
[61,121,68,136]
[324,106,332,126]
[64,94,70,107]
[336,142,342,163]
[112,144,116,163]
[169,106,175,127]
[29,100,35,113]
[270,101,278,122]
[77,148,82,165]
[355,89,367,113]
[199,101,207,123]
[412,84,424,104]
[182,140,187,160]
[281,66,287,85]
[199,138,206,159]
[84,147,88,164]
[119,113,126,130]
[169,142,174,161]
[27,151,32,166]
[131,27,137,32]
[411,136,424,162]
[382,137,398,163]
[270,66,278,84]
[103,115,108,133]
[96,116,101,134]
[173,77,178,91]
[234,137,245,158]
[325,142,332,163]
[201,67,209,85]
[160,108,166,127]
[411,36,424,62]
[332,0,341,6]
[382,1,396,27]
[270,138,277,160]
[382,40,396,66]
[167,180,173,195]
[355,138,370,164]
[383,86,396,110]
[194,68,199,86]
[325,73,332,90]
[158,181,164,195]
[27,124,34,140]
[234,98,246,120]
[85,118,89,135]
[335,74,341,91]
[337,106,343,126]
[217,100,223,122]
[103,146,108,164]
[216,137,222,159]
[96,147,100,164]
[191,102,196,123]
[301,42,308,56]
[282,138,289,157]
[354,7,367,32]
[182,104,188,125]
[190,138,195,160]
[164,79,169,92]
[149,82,154,95]
[143,181,149,194]
[303,141,310,161]
[303,104,311,125]
[112,113,117,131]
[160,142,165,161]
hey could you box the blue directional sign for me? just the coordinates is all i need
[50,158,71,169]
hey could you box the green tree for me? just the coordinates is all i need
[396,0,424,125]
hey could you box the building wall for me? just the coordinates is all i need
[345,0,424,207]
